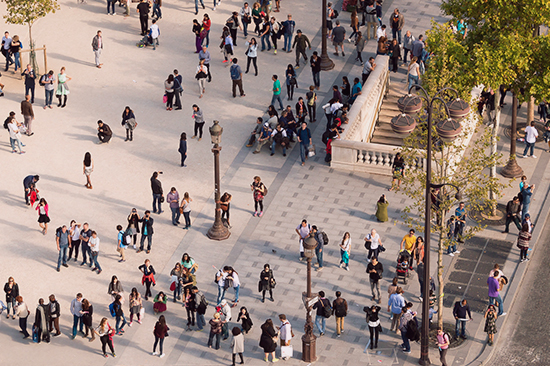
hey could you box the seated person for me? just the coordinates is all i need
[271,124,290,156]
[267,109,279,130]
[246,117,264,147]
[153,291,167,314]
[252,123,272,154]
[97,120,112,143]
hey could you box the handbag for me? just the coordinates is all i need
[308,144,316,157]
[163,94,167,104]
[364,240,372,250]
[281,345,293,359]
[160,196,165,203]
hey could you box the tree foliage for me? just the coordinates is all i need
[4,0,60,30]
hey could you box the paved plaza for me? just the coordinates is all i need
[0,0,547,365]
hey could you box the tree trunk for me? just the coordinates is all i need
[489,89,500,215]
[437,228,445,329]
[28,24,39,74]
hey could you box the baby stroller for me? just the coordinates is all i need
[396,250,412,284]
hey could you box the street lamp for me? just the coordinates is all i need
[391,86,470,365]
[501,94,524,178]
[206,120,231,241]
[320,0,334,71]
[301,236,318,362]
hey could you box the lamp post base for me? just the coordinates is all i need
[320,53,334,71]
[501,157,524,178]
[301,333,317,363]
[206,220,231,241]
[419,357,431,365]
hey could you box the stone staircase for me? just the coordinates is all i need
[370,80,408,146]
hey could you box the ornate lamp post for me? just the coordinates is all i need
[206,120,231,241]
[301,236,318,362]
[501,94,524,178]
[391,86,470,365]
[320,0,334,71]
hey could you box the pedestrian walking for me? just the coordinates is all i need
[9,35,21,72]
[20,94,34,136]
[97,120,112,144]
[21,64,36,103]
[454,201,467,242]
[202,14,211,47]
[269,17,281,54]
[398,302,416,353]
[208,312,225,349]
[348,10,359,42]
[407,57,420,92]
[48,294,61,336]
[339,232,351,270]
[367,257,383,303]
[436,327,450,366]
[129,288,143,325]
[227,12,242,46]
[230,58,245,97]
[231,327,245,365]
[270,75,284,110]
[403,31,415,64]
[259,319,279,362]
[196,60,208,98]
[484,304,498,346]
[166,187,180,226]
[151,171,163,214]
[55,225,70,272]
[164,74,174,110]
[194,0,204,15]
[390,152,405,190]
[389,8,405,44]
[92,31,103,68]
[453,299,472,339]
[364,228,384,260]
[148,19,160,50]
[388,287,405,332]
[375,195,389,222]
[112,294,127,336]
[137,0,151,36]
[83,152,94,189]
[180,192,193,229]
[332,292,348,337]
[292,30,311,68]
[4,277,19,319]
[94,317,116,358]
[285,64,297,100]
[36,198,50,235]
[2,31,14,72]
[152,0,161,19]
[122,106,137,142]
[70,293,84,339]
[503,196,521,233]
[56,67,71,108]
[297,121,312,166]
[178,132,188,167]
[522,120,539,158]
[222,27,234,63]
[389,39,401,72]
[238,307,253,334]
[259,264,275,302]
[306,85,317,122]
[414,236,425,267]
[90,231,102,274]
[193,19,203,52]
[139,259,156,300]
[251,176,266,217]
[520,182,534,221]
[355,31,365,64]
[15,296,31,339]
[313,292,331,336]
[244,37,258,75]
[108,276,124,303]
[81,298,96,342]
[332,20,346,56]
[517,222,532,262]
[259,17,271,51]
[363,304,381,349]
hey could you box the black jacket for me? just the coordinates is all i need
[49,300,61,317]
[139,216,154,235]
[151,177,163,195]
[127,213,141,233]
[4,283,19,302]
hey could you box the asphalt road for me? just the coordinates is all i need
[486,213,550,366]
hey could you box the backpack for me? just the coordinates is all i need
[321,299,332,318]
[307,92,316,106]
[321,231,329,245]
[3,117,11,130]
[230,65,240,80]
[331,9,339,19]
[261,183,268,196]
[55,227,63,235]
[39,74,47,86]
[322,130,331,145]
[197,293,208,314]
[406,318,420,341]
[123,228,133,245]
[108,302,116,318]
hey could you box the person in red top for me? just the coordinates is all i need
[152,315,169,358]
[202,14,211,47]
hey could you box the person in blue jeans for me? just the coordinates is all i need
[56,225,71,272]
[193,287,207,330]
[297,121,312,166]
[454,202,467,243]
[282,14,295,52]
[521,183,534,221]
[312,291,330,336]
[270,125,288,156]
[260,18,271,51]
[194,0,205,15]
[138,211,154,253]
[452,299,472,339]
[150,171,164,214]
[107,0,115,15]
[113,295,127,335]
[398,302,416,353]
[70,293,84,339]
[153,0,162,19]
[487,271,505,316]
[270,75,284,110]
[311,225,324,271]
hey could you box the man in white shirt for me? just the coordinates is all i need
[216,267,228,305]
[2,31,13,71]
[376,24,386,41]
[522,120,539,158]
[89,231,102,274]
[278,314,293,359]
[149,19,160,50]
[364,229,383,260]
[8,117,25,154]
[271,124,288,156]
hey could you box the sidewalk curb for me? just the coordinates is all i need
[467,161,550,365]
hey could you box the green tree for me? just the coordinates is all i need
[4,0,60,73]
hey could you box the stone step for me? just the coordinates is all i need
[374,122,394,131]
[378,114,394,124]
[371,128,404,140]
[379,108,400,118]
[370,135,404,146]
